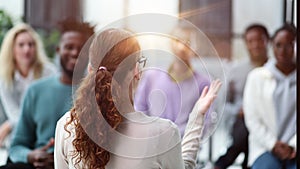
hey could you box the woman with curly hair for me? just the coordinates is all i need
[54,28,221,169]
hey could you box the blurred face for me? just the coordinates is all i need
[273,30,295,67]
[13,31,36,68]
[57,31,86,77]
[171,39,193,63]
[245,29,268,61]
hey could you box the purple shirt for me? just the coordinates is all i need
[134,68,210,136]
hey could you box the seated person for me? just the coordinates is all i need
[0,20,94,169]
[0,23,57,147]
[134,25,209,137]
[243,23,296,169]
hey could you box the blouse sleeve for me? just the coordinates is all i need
[181,100,205,169]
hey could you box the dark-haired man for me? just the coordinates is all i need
[214,24,269,169]
[0,21,94,169]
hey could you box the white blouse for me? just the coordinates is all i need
[0,63,57,127]
[55,99,205,169]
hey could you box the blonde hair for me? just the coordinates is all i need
[0,23,49,87]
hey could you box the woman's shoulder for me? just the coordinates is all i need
[193,72,210,84]
[57,111,72,127]
[155,117,178,130]
[130,112,180,137]
[142,68,169,80]
[147,115,180,138]
[138,115,181,155]
[56,111,76,138]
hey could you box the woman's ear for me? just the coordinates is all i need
[87,63,93,73]
[133,63,140,80]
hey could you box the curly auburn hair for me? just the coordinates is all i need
[65,28,140,169]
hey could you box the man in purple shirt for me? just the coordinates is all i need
[134,26,209,137]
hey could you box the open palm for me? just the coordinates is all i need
[197,79,222,115]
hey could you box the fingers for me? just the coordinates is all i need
[289,150,296,159]
[208,79,222,96]
[272,141,295,160]
[33,153,54,169]
[200,79,222,99]
[33,153,48,165]
[41,138,55,151]
[49,138,55,146]
[200,86,209,98]
[34,161,47,169]
[198,79,222,103]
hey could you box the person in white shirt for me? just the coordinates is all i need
[54,28,222,169]
[244,23,296,169]
[0,23,56,147]
[214,24,269,169]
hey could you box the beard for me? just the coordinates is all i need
[60,60,74,78]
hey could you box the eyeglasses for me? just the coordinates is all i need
[137,56,147,70]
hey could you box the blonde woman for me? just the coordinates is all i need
[0,23,57,147]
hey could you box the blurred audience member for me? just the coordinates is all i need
[0,20,94,169]
[0,23,57,148]
[214,24,269,169]
[243,23,296,169]
[134,25,210,137]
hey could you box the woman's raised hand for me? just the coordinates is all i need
[197,79,222,115]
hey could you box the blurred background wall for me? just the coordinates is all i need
[0,0,296,60]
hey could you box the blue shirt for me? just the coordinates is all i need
[9,75,72,163]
